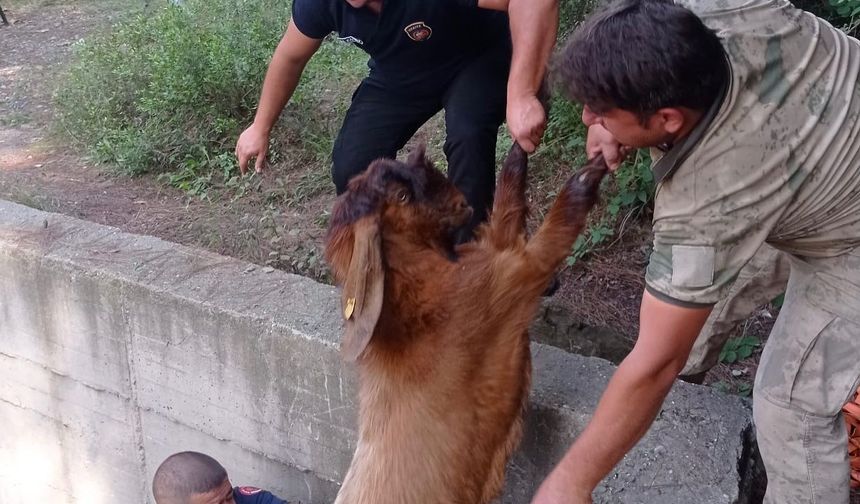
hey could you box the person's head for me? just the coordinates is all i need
[152,452,235,504]
[554,0,728,147]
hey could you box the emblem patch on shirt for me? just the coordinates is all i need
[337,35,364,46]
[404,21,432,42]
[671,245,715,288]
[238,486,262,495]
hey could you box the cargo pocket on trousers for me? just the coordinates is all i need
[755,298,833,411]
[797,272,860,417]
[789,316,860,417]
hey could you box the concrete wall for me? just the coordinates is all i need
[0,200,761,504]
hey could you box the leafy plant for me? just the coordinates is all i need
[794,0,860,34]
[771,292,786,309]
[719,335,760,364]
[55,0,286,174]
[54,0,365,199]
[829,0,860,19]
[566,149,655,265]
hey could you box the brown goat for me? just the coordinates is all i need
[324,145,607,504]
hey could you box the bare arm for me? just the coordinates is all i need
[235,20,323,174]
[478,0,559,153]
[531,290,712,503]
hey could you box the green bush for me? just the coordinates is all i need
[55,0,290,175]
[566,149,655,264]
[829,0,860,31]
[55,0,365,182]
[542,94,655,265]
[541,97,656,264]
[795,0,860,33]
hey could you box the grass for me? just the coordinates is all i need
[54,0,368,206]
[0,111,30,127]
[55,0,292,174]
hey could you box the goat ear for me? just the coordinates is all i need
[340,216,384,362]
[406,144,429,168]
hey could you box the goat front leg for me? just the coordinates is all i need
[525,155,608,274]
[486,144,529,249]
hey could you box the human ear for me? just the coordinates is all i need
[654,108,686,135]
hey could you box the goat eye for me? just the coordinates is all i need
[397,190,411,204]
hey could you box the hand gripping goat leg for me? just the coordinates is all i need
[487,146,608,299]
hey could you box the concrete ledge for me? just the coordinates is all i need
[0,200,758,503]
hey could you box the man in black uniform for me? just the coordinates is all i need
[235,0,557,242]
[152,451,288,504]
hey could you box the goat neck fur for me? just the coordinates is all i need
[325,145,607,504]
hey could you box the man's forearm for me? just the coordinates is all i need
[507,0,558,98]
[555,355,678,492]
[252,40,312,132]
[532,292,711,503]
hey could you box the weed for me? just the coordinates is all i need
[0,112,31,127]
[283,168,332,208]
[53,0,368,203]
[828,0,860,32]
[719,335,760,364]
[794,0,860,34]
[771,292,785,308]
[566,149,654,265]
[55,0,288,176]
[539,97,589,166]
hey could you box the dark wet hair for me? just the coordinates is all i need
[152,451,228,504]
[553,0,728,119]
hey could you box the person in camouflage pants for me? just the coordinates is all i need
[530,0,860,503]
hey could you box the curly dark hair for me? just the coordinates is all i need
[553,0,728,119]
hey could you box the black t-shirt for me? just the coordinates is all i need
[232,486,288,504]
[291,0,509,94]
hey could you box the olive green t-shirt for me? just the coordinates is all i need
[646,0,860,306]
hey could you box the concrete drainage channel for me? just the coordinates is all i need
[0,199,764,503]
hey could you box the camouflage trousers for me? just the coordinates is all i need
[754,247,860,503]
[683,244,860,502]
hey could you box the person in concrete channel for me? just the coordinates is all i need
[235,0,557,243]
[531,0,860,503]
[152,451,288,504]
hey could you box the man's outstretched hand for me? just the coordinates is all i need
[235,123,270,175]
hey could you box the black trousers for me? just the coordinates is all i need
[331,42,511,243]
